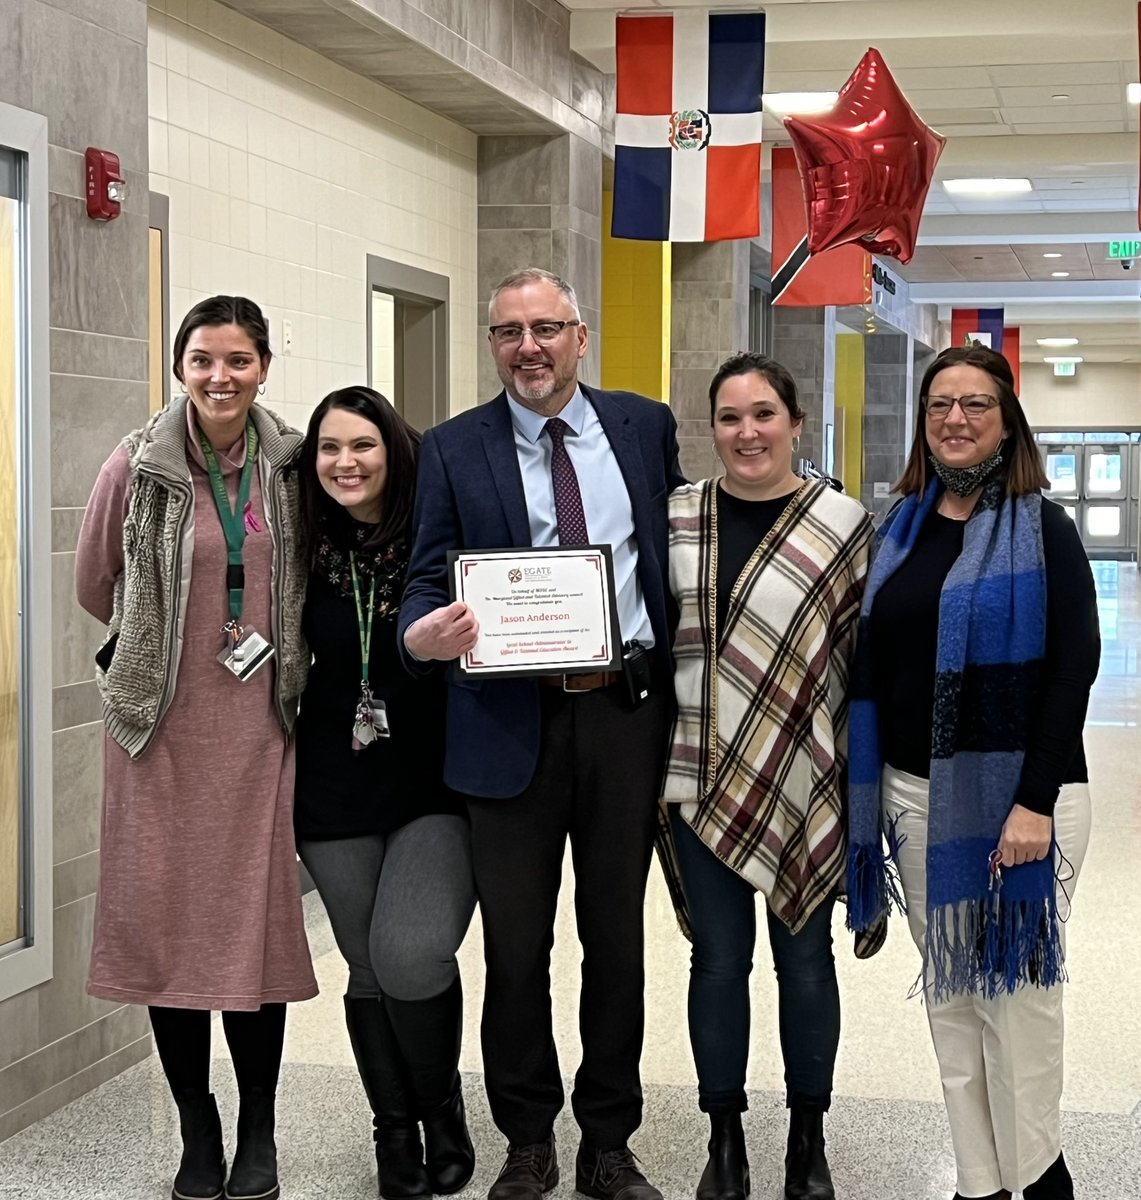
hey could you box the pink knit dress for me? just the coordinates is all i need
[77,417,318,1011]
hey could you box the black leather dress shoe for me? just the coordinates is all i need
[488,1135,558,1200]
[575,1146,663,1200]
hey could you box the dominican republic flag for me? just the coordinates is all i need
[613,10,765,242]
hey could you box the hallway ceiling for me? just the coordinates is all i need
[568,0,1141,365]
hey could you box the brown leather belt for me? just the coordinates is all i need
[539,670,622,693]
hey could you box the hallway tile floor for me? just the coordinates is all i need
[2,564,1139,1199]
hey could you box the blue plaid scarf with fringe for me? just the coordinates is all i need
[846,476,1063,1000]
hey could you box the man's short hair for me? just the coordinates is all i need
[488,268,580,322]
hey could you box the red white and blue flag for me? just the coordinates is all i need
[612,10,765,242]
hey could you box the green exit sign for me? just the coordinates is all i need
[1108,240,1141,258]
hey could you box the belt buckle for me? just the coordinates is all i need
[561,673,578,693]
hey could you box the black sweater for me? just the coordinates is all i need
[294,570,462,840]
[715,485,800,633]
[868,497,1100,815]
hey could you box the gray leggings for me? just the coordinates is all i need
[297,814,476,1002]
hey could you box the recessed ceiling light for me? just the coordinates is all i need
[1128,82,1141,104]
[1036,337,1080,347]
[1043,356,1083,364]
[1052,94,1070,101]
[943,178,1033,195]
[1042,252,1063,259]
[1050,271,1070,277]
[763,92,838,114]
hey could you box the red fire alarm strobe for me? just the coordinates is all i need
[85,148,125,221]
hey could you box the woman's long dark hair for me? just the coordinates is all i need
[297,386,420,564]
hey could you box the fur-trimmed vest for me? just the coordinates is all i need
[96,398,308,757]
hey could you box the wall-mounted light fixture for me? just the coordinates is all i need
[85,148,125,221]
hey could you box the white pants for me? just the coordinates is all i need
[882,767,1091,1198]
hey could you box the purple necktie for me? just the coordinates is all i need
[544,418,589,546]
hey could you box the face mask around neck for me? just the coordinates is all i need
[928,444,1004,497]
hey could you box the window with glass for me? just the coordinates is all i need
[0,146,22,950]
[0,102,52,1000]
[1044,452,1078,494]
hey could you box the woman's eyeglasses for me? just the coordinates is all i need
[922,394,1000,419]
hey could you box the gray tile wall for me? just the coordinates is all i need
[670,241,749,483]
[0,0,152,1143]
[862,332,909,517]
[771,306,830,476]
[476,133,602,399]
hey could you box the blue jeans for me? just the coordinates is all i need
[669,806,840,1113]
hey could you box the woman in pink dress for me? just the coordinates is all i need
[76,295,317,1200]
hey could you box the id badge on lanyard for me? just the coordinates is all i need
[350,551,389,750]
[200,421,277,681]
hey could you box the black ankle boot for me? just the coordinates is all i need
[1023,1153,1074,1200]
[696,1111,750,1200]
[172,1091,226,1200]
[384,978,475,1195]
[225,1088,279,1200]
[344,996,430,1200]
[783,1105,833,1200]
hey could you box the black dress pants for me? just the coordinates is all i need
[466,681,671,1149]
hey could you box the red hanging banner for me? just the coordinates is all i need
[771,148,871,307]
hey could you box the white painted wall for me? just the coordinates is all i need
[147,0,478,434]
[1021,362,1141,430]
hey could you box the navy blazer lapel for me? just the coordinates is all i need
[480,393,532,547]
[586,386,651,516]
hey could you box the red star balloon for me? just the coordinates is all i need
[783,47,946,264]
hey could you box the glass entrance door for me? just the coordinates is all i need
[1039,433,1137,558]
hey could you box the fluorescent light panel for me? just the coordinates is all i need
[943,178,1033,195]
[1043,356,1083,364]
[1036,338,1079,347]
[1128,82,1141,104]
[764,92,838,114]
[1051,271,1070,277]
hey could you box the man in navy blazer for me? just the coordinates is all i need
[400,268,684,1200]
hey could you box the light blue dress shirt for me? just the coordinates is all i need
[506,388,654,648]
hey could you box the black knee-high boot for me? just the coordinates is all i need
[696,1111,750,1200]
[1023,1153,1074,1200]
[344,997,431,1200]
[383,977,474,1195]
[783,1104,834,1200]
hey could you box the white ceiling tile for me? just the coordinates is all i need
[988,62,1126,87]
[893,66,997,91]
[1003,105,1126,125]
[1011,121,1126,134]
[997,84,1125,107]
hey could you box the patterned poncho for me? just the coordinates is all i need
[659,478,873,934]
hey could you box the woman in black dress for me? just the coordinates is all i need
[294,386,476,1199]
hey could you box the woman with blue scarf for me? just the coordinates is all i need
[847,346,1099,1200]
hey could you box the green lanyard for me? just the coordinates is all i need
[198,420,258,624]
[350,552,377,687]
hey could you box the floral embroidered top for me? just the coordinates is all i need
[293,513,462,839]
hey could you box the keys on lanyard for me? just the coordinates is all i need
[988,849,1004,894]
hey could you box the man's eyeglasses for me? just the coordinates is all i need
[922,393,1000,419]
[489,320,580,346]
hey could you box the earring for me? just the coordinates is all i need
[792,435,801,454]
[257,383,266,396]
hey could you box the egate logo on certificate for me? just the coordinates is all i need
[448,546,622,679]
